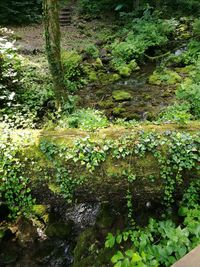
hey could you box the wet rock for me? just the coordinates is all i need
[16,218,38,247]
[45,221,74,239]
[98,100,114,109]
[119,66,131,77]
[112,90,132,101]
[112,107,126,116]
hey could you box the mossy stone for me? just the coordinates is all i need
[48,183,61,194]
[128,59,140,71]
[112,107,126,115]
[45,221,73,239]
[89,71,98,81]
[32,205,47,217]
[98,100,114,108]
[96,205,115,229]
[112,90,132,101]
[109,73,120,82]
[119,66,131,77]
[95,58,103,68]
[149,69,181,86]
[73,228,95,262]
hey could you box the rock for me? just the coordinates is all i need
[99,48,107,58]
[119,66,131,77]
[112,90,132,101]
[45,221,74,239]
[112,107,126,116]
[95,40,105,46]
[98,100,114,109]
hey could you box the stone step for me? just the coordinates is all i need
[171,245,200,267]
[59,17,71,21]
[59,18,71,21]
[59,5,73,26]
[60,11,71,15]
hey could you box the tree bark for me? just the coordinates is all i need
[43,0,67,108]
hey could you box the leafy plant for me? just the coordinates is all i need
[105,206,200,267]
[0,131,34,219]
[56,108,109,131]
[158,103,192,125]
[62,50,86,92]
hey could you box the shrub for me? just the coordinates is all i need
[62,50,86,92]
[110,15,175,72]
[0,31,23,109]
[193,19,200,38]
[158,103,192,125]
[176,83,200,119]
[84,44,99,59]
[56,108,109,131]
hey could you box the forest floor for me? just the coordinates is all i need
[10,18,112,52]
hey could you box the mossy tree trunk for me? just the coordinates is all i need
[43,0,67,108]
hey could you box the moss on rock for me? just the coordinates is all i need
[45,221,74,239]
[112,90,132,101]
[149,69,182,85]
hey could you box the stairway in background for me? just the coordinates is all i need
[59,6,72,26]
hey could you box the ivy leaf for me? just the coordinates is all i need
[131,252,142,263]
[111,251,124,263]
[116,234,122,244]
[105,233,115,248]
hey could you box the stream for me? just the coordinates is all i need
[0,203,100,267]
[78,63,176,120]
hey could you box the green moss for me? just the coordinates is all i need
[96,204,115,229]
[149,69,182,85]
[112,90,132,101]
[109,73,120,82]
[119,66,131,77]
[128,59,140,71]
[112,107,126,115]
[98,100,114,108]
[175,65,194,74]
[89,71,98,81]
[95,58,103,68]
[32,204,47,217]
[45,221,73,239]
[48,183,61,194]
[73,227,114,267]
[73,228,96,262]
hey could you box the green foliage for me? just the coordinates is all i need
[0,0,42,25]
[39,131,200,207]
[0,132,34,219]
[0,31,54,129]
[176,82,200,119]
[110,14,175,73]
[78,0,123,15]
[106,208,200,267]
[62,50,86,92]
[56,108,109,131]
[84,44,99,59]
[149,69,181,85]
[158,103,192,125]
[193,19,200,38]
[105,188,200,267]
[0,31,23,109]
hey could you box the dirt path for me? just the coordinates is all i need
[10,18,112,53]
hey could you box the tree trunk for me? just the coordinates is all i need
[43,0,67,108]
